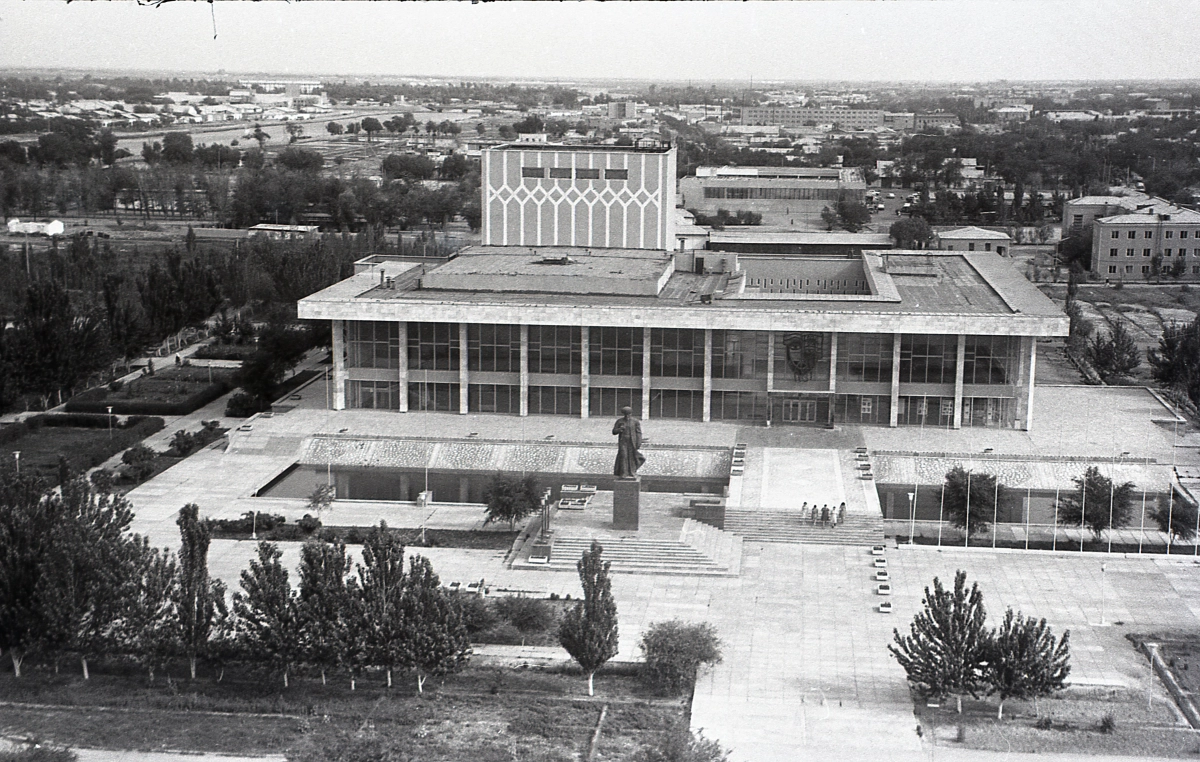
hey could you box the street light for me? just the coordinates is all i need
[251,511,257,541]
[107,406,114,439]
[13,451,19,475]
[907,490,917,545]
[1100,562,1108,626]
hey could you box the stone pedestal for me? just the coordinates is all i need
[613,477,640,531]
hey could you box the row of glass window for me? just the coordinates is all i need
[521,166,629,180]
[1110,229,1200,239]
[702,186,843,201]
[1109,248,1200,257]
[345,323,1019,385]
[345,381,1016,426]
[1108,264,1200,275]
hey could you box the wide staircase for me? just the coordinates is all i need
[543,520,741,576]
[723,509,884,547]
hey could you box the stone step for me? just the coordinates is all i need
[723,509,885,547]
[542,532,736,576]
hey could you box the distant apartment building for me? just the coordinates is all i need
[1062,195,1145,238]
[738,106,885,131]
[882,112,916,130]
[914,112,961,131]
[481,142,677,250]
[679,166,867,227]
[607,101,639,120]
[993,106,1032,122]
[1089,202,1200,280]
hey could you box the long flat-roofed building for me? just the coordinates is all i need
[298,247,1067,430]
[679,166,867,228]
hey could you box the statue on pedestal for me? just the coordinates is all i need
[612,406,645,478]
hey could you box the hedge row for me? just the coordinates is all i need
[65,381,232,416]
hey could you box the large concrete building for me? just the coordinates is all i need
[299,143,1066,430]
[678,166,867,228]
[1089,201,1200,280]
[481,142,676,250]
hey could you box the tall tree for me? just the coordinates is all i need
[175,503,226,680]
[482,472,541,531]
[942,466,1000,539]
[559,541,619,696]
[1088,321,1141,381]
[889,570,990,713]
[297,536,352,686]
[401,554,471,693]
[987,608,1071,720]
[234,541,302,687]
[361,118,383,143]
[354,521,409,688]
[36,480,137,679]
[0,469,56,676]
[116,538,179,683]
[1057,466,1135,540]
[11,281,111,407]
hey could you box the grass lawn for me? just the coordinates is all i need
[1041,282,1200,314]
[0,662,682,760]
[108,365,236,404]
[915,688,1197,757]
[0,427,125,485]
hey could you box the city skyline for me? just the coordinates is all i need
[1,0,1198,83]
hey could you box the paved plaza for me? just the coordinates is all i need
[113,379,1200,761]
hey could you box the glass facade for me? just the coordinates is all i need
[347,380,401,410]
[837,334,892,382]
[899,335,956,385]
[712,330,769,380]
[468,384,520,414]
[347,321,401,369]
[650,328,705,378]
[339,323,1026,427]
[529,326,581,374]
[963,336,1019,385]
[467,324,520,373]
[407,322,459,370]
[529,385,581,416]
[589,327,643,376]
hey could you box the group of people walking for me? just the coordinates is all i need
[803,502,847,528]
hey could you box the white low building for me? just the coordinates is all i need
[6,219,64,237]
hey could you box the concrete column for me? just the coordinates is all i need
[458,322,469,414]
[953,334,966,429]
[331,319,346,411]
[889,332,901,428]
[397,321,409,413]
[641,328,651,420]
[1024,337,1037,431]
[766,330,775,392]
[702,329,713,423]
[828,331,838,393]
[519,325,529,417]
[580,327,590,419]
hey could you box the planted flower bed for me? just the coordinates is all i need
[66,365,235,416]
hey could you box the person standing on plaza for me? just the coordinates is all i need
[821,505,830,527]
[838,502,846,524]
[811,505,818,526]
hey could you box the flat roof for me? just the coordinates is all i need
[418,247,673,297]
[709,231,891,246]
[489,142,671,154]
[298,250,1068,337]
[938,226,1012,241]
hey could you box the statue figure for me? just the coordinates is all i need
[613,406,645,478]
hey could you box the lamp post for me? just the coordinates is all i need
[965,468,973,548]
[251,511,257,541]
[107,406,114,439]
[985,448,999,549]
[1100,562,1108,626]
[907,490,917,545]
[13,450,19,475]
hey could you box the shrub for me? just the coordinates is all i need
[0,745,77,762]
[456,594,496,635]
[484,621,523,645]
[297,513,322,534]
[1035,716,1054,730]
[632,727,729,762]
[495,597,554,641]
[225,391,264,418]
[209,511,286,536]
[120,443,158,482]
[1098,713,1116,734]
[639,620,723,696]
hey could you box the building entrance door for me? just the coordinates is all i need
[782,399,818,423]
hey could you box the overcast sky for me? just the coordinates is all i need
[0,0,1197,83]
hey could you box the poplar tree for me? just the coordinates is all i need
[0,470,59,677]
[402,555,471,693]
[889,570,990,713]
[297,536,352,686]
[117,538,179,684]
[987,608,1071,720]
[234,542,302,688]
[354,521,409,688]
[559,541,619,696]
[176,503,226,680]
